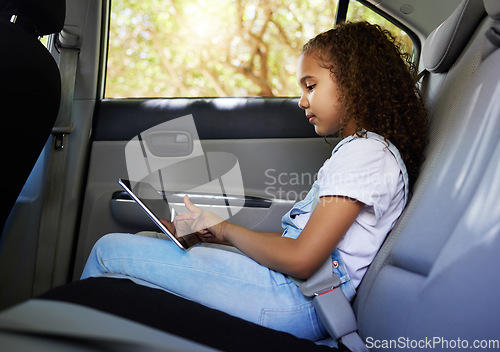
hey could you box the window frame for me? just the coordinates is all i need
[351,0,421,62]
[97,0,420,100]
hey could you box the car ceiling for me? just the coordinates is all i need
[366,0,464,39]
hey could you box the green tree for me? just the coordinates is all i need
[106,0,338,97]
[346,1,414,55]
[105,0,413,98]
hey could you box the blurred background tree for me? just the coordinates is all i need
[105,0,413,98]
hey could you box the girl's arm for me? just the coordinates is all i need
[175,195,363,279]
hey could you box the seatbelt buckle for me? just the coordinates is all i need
[312,286,357,340]
[298,258,342,297]
[52,123,75,150]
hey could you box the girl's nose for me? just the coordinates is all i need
[298,94,309,109]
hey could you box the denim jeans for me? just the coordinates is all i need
[81,233,328,341]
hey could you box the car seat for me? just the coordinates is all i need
[0,0,65,233]
[354,0,500,348]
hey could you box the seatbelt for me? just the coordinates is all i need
[415,69,428,83]
[32,29,80,297]
[295,258,368,352]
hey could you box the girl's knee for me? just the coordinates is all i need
[92,233,133,253]
[95,232,131,245]
[82,233,134,279]
[88,233,130,262]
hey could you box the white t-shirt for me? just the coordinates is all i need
[292,137,406,288]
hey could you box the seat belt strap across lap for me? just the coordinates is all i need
[32,29,80,297]
[295,258,368,352]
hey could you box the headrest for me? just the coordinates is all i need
[0,0,65,36]
[484,0,500,47]
[484,0,500,20]
[423,0,485,73]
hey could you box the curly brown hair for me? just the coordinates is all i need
[302,21,428,188]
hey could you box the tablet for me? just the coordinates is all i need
[118,179,200,250]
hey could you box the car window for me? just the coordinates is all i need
[104,0,417,99]
[105,0,340,98]
[346,1,415,57]
[40,36,49,48]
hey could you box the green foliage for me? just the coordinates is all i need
[346,2,414,55]
[105,0,413,98]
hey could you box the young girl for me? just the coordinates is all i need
[81,22,427,341]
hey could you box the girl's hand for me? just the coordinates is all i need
[159,218,177,236]
[174,195,226,241]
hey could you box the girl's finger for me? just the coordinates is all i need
[184,195,202,213]
[174,212,198,221]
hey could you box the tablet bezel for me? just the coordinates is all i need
[118,179,191,250]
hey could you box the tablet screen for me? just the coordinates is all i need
[118,179,200,250]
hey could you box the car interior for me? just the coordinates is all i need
[1,0,499,351]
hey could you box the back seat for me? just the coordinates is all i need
[354,0,500,348]
[0,0,499,351]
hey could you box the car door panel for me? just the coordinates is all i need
[73,98,334,278]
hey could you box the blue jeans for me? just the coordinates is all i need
[81,233,328,341]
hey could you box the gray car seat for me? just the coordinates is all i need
[0,0,499,351]
[354,0,500,349]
